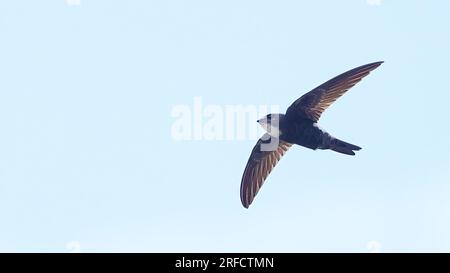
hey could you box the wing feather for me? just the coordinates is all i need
[286,61,383,122]
[240,134,293,208]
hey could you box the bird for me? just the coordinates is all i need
[240,61,383,208]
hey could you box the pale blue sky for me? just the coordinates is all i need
[0,0,449,252]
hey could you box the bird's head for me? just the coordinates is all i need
[257,113,284,137]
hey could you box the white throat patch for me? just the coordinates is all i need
[260,122,282,138]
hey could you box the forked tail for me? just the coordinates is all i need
[321,133,362,156]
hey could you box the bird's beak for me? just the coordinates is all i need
[256,119,260,123]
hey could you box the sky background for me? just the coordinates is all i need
[0,0,449,252]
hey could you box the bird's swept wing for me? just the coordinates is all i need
[286,61,383,122]
[240,134,292,208]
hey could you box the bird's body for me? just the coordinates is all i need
[267,114,361,155]
[240,61,383,208]
[279,115,324,150]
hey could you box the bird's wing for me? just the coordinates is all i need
[286,61,383,122]
[240,133,292,208]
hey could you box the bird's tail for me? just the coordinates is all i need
[320,134,361,156]
[329,138,361,156]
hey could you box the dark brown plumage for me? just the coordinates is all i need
[240,134,292,209]
[240,62,383,208]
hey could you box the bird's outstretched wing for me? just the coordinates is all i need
[286,61,383,122]
[240,134,292,208]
